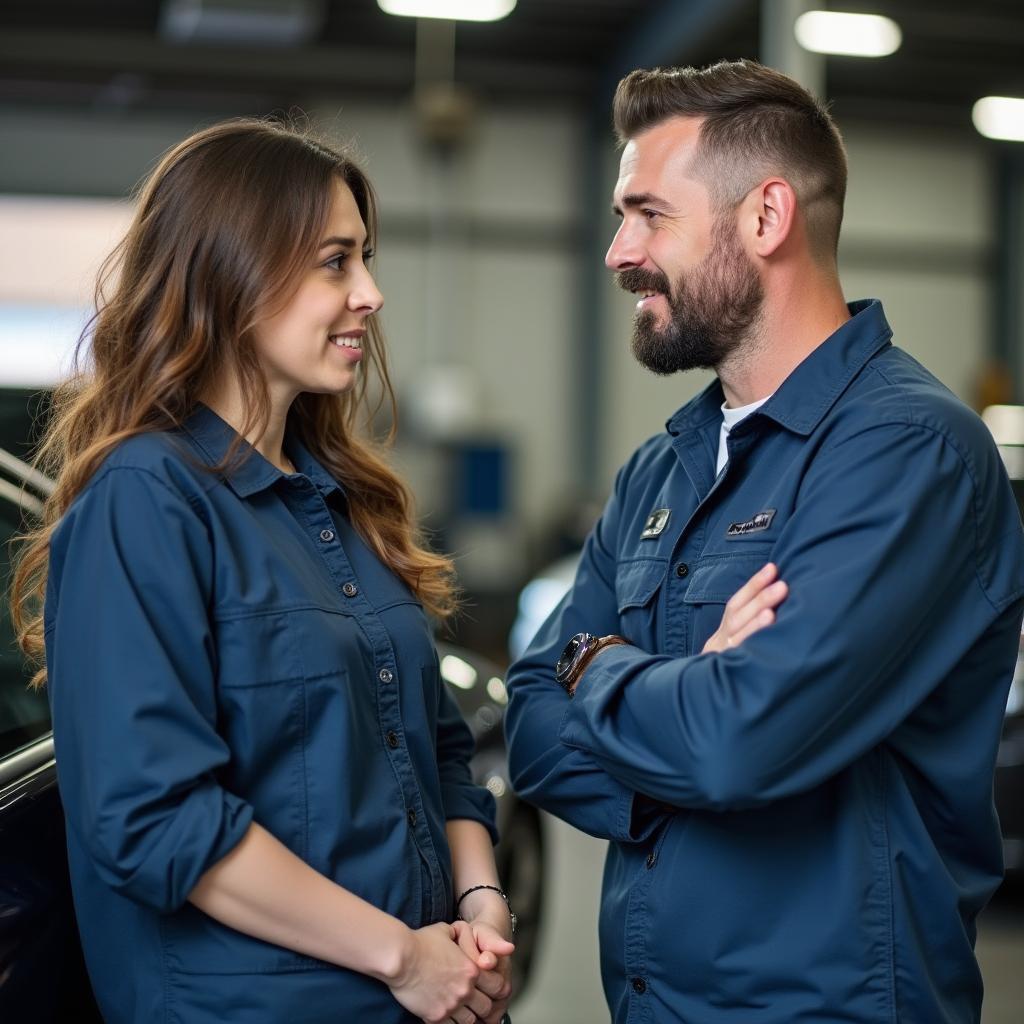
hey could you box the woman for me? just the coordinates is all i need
[11,119,514,1024]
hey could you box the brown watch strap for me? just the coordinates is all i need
[567,634,629,695]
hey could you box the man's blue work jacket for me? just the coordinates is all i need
[44,405,496,1023]
[506,300,1024,1023]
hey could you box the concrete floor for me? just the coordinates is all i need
[511,816,1024,1023]
[977,875,1024,1024]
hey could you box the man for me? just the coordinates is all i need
[505,59,1024,1023]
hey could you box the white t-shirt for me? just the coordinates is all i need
[716,395,771,475]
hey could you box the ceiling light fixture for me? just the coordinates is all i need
[377,0,515,21]
[794,11,901,58]
[972,96,1024,143]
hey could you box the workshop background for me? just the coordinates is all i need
[0,2,1022,1021]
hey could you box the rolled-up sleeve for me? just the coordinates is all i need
[435,679,499,844]
[45,466,254,913]
[559,423,1024,811]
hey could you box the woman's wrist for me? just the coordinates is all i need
[367,918,416,984]
[457,888,514,939]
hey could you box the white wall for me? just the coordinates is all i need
[840,123,993,403]
[310,100,584,541]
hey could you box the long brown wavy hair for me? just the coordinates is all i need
[11,118,458,688]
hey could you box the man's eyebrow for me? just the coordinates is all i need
[318,235,363,250]
[611,192,672,216]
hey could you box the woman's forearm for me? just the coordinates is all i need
[446,818,512,937]
[188,822,410,981]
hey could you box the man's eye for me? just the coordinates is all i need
[643,209,659,221]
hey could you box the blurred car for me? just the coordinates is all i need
[435,642,544,993]
[511,407,1024,873]
[0,434,543,1020]
[0,440,99,1021]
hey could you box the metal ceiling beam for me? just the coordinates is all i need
[0,28,591,97]
[0,29,411,85]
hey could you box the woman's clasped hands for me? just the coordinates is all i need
[388,914,514,1024]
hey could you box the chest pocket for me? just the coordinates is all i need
[682,550,772,654]
[615,557,667,650]
[214,608,372,859]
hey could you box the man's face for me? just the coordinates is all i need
[606,116,763,375]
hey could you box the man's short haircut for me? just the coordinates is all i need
[613,59,848,262]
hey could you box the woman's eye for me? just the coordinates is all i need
[324,249,373,272]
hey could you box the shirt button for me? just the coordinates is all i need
[631,977,647,994]
[379,668,393,684]
[319,528,335,543]
[407,809,417,827]
[675,562,689,578]
[646,852,657,869]
[342,581,358,597]
[386,730,400,749]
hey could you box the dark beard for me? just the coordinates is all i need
[616,218,764,376]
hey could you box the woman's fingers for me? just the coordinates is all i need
[473,966,507,998]
[464,985,493,1020]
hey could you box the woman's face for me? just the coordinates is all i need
[252,178,383,408]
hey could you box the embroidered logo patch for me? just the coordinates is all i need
[726,509,776,536]
[640,508,671,540]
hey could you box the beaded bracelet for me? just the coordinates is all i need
[455,884,517,935]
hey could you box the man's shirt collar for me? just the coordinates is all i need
[667,299,893,439]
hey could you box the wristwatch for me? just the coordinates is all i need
[555,632,629,696]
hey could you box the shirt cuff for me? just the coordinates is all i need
[441,784,500,846]
[558,642,651,752]
[100,784,255,914]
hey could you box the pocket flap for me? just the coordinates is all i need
[682,554,770,604]
[615,558,667,612]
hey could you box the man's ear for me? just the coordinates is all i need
[743,177,797,258]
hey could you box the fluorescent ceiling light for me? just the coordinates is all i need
[377,0,516,22]
[794,11,901,57]
[973,96,1024,143]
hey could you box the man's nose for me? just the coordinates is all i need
[605,224,643,270]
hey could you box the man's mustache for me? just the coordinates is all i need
[615,267,672,297]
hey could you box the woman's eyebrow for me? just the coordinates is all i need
[318,235,363,250]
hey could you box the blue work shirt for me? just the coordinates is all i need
[506,300,1024,1023]
[44,405,496,1024]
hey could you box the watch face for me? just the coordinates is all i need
[556,632,592,683]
